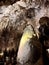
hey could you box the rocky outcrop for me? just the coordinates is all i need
[0,0,49,34]
[0,0,49,64]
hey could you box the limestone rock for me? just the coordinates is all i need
[17,25,34,64]
[0,0,49,64]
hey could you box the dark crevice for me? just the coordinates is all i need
[39,17,49,65]
[0,0,20,6]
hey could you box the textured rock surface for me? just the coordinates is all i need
[0,0,49,35]
[0,0,49,65]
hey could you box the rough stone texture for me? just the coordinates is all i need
[0,0,19,5]
[0,0,49,65]
[0,0,49,35]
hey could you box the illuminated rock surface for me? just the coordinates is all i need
[0,0,49,65]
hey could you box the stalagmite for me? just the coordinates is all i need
[17,25,36,64]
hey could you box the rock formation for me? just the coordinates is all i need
[0,0,49,65]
